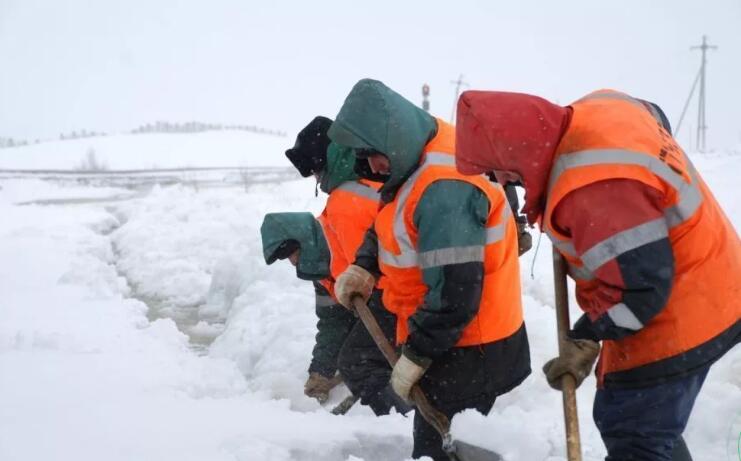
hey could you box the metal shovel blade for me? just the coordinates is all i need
[444,434,503,461]
[451,439,503,461]
[330,394,359,415]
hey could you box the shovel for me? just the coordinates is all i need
[331,394,359,415]
[351,297,503,461]
[552,249,583,461]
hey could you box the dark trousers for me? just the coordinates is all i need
[412,397,496,461]
[593,367,709,461]
[413,326,530,460]
[337,292,402,415]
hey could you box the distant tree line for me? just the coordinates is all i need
[0,137,31,148]
[0,121,286,149]
[60,130,108,141]
[130,121,286,137]
[0,131,107,149]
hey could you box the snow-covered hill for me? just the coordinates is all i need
[0,150,739,461]
[0,131,289,170]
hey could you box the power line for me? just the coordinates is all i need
[450,74,469,123]
[674,67,701,137]
[690,35,717,152]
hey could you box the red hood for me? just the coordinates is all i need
[455,90,570,224]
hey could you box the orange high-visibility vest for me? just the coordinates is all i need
[318,179,381,299]
[544,89,741,382]
[375,119,524,346]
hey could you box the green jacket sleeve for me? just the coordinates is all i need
[353,226,381,276]
[309,282,357,377]
[404,180,490,361]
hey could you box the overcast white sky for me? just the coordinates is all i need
[1,0,740,149]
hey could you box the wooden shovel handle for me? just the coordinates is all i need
[352,296,399,366]
[351,297,452,438]
[552,249,583,461]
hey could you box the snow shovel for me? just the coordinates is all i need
[331,394,359,415]
[552,249,583,461]
[351,297,503,461]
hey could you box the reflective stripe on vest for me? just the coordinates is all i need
[581,217,668,271]
[605,302,644,330]
[568,262,595,281]
[576,90,665,128]
[543,93,741,384]
[336,180,381,202]
[575,91,647,110]
[550,235,577,257]
[376,118,524,348]
[379,152,509,269]
[547,148,703,238]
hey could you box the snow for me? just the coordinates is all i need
[0,142,739,460]
[0,131,289,170]
[0,177,134,203]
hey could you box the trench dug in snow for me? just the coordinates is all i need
[102,205,226,354]
[21,185,225,353]
[92,192,416,461]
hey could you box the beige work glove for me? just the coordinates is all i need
[334,264,375,309]
[390,353,431,403]
[517,220,533,256]
[304,372,341,403]
[542,339,600,390]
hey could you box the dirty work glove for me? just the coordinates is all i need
[390,351,432,404]
[304,372,341,403]
[517,220,533,256]
[542,339,600,390]
[334,264,375,309]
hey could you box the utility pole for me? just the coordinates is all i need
[691,35,717,152]
[422,83,430,112]
[450,74,469,123]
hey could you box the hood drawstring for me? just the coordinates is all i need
[314,178,319,197]
[530,230,543,279]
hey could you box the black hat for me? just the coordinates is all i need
[285,116,333,177]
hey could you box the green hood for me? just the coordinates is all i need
[319,142,359,194]
[260,212,330,281]
[328,79,437,197]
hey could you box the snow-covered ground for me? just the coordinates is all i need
[0,131,289,170]
[0,146,739,461]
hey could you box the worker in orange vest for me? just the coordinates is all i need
[455,88,740,460]
[283,117,408,415]
[329,79,531,460]
[260,211,353,404]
